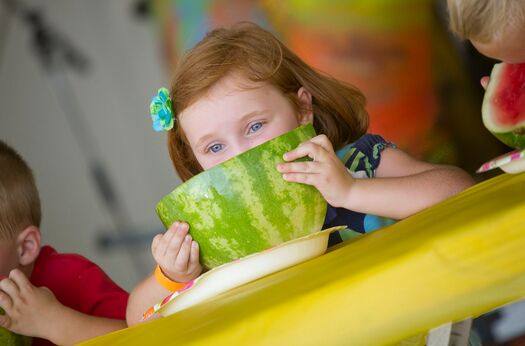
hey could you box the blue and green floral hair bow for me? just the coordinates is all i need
[150,87,174,131]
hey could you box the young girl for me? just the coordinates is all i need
[126,22,474,325]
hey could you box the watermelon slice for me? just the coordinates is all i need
[482,63,525,149]
[156,124,327,269]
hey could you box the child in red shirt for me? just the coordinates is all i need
[0,140,129,345]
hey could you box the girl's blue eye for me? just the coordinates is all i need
[248,122,263,134]
[209,143,223,153]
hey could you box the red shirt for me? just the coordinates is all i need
[30,245,129,346]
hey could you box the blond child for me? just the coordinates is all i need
[447,0,525,87]
[0,140,129,346]
[126,22,475,325]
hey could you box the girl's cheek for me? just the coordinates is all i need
[194,153,213,170]
[199,154,229,170]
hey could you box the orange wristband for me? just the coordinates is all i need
[154,265,188,292]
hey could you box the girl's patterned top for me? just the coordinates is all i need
[324,134,396,246]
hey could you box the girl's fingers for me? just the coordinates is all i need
[284,141,327,162]
[188,242,200,272]
[156,221,185,256]
[309,134,334,152]
[165,223,189,262]
[174,235,192,271]
[151,234,163,253]
[282,172,318,186]
[155,225,176,258]
[277,161,322,174]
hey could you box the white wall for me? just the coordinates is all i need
[0,0,181,290]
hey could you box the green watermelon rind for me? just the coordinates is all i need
[482,62,525,149]
[491,131,525,149]
[156,124,327,269]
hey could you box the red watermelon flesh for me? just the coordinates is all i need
[482,63,525,149]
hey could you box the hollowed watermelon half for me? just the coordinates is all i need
[482,63,525,149]
[156,124,327,269]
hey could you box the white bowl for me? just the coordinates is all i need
[151,226,346,318]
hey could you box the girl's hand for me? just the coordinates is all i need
[0,269,62,339]
[277,134,354,208]
[152,222,202,284]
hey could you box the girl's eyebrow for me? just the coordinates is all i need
[195,133,215,150]
[238,110,267,124]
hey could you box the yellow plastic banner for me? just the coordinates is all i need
[81,172,525,345]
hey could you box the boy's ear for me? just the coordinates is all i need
[297,87,313,125]
[16,225,41,266]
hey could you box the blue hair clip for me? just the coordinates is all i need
[150,87,174,132]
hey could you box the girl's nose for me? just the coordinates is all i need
[230,140,252,158]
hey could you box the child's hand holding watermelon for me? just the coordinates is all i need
[277,134,355,209]
[0,269,62,342]
[151,221,202,284]
[126,222,202,325]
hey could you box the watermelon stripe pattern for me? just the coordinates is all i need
[156,124,327,269]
